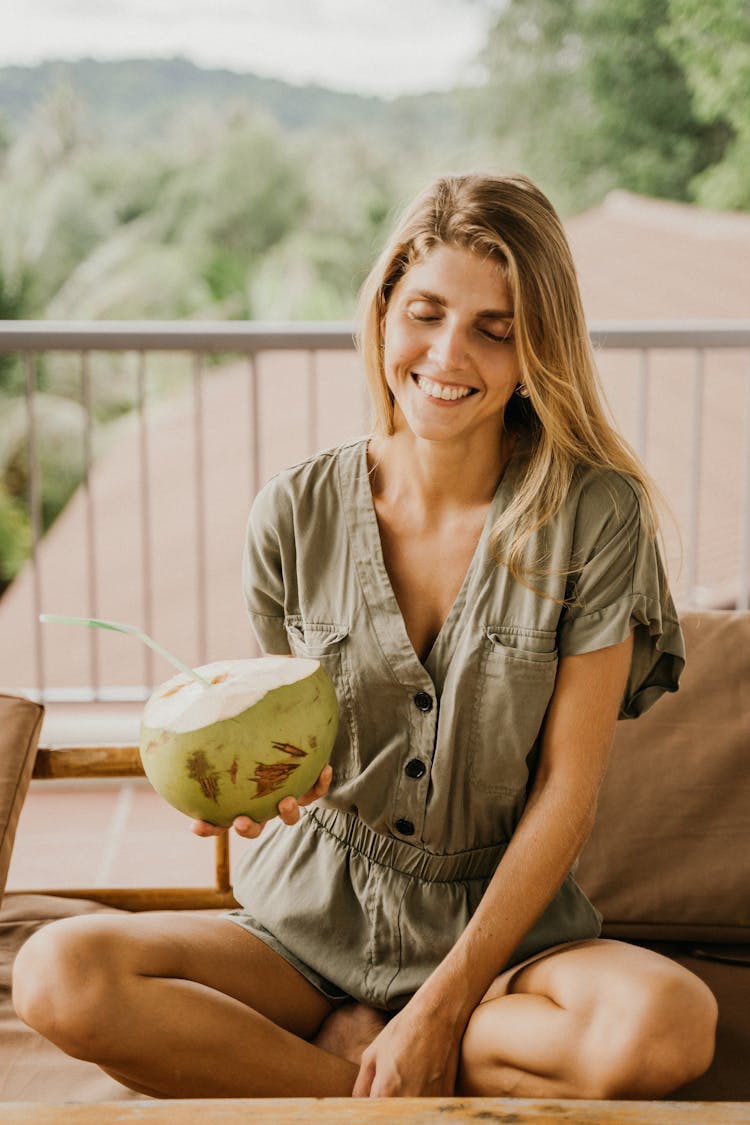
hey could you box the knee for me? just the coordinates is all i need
[12,917,121,1060]
[585,965,718,1099]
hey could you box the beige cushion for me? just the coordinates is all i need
[0,694,44,902]
[576,611,750,941]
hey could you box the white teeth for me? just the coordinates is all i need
[415,375,473,401]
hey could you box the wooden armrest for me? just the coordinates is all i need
[33,745,144,779]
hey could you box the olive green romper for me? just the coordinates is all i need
[228,437,684,1010]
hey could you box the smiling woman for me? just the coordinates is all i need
[357,172,662,588]
[12,171,716,1102]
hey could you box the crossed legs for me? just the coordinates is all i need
[13,914,717,1099]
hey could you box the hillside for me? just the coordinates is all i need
[0,57,468,142]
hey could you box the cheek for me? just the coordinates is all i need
[382,323,414,385]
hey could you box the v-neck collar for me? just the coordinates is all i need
[339,437,513,689]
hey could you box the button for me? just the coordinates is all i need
[414,691,433,712]
[395,818,415,836]
[405,758,426,779]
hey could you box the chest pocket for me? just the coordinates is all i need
[469,626,558,796]
[284,617,359,783]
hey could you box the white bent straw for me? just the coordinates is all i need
[39,614,212,688]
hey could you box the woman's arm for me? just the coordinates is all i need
[354,631,634,1097]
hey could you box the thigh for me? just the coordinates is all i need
[49,910,334,1040]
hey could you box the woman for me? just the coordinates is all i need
[13,172,717,1099]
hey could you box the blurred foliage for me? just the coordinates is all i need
[0,390,89,593]
[0,265,31,396]
[662,0,750,208]
[0,393,88,527]
[0,84,459,324]
[0,59,498,586]
[0,483,29,594]
[475,0,744,212]
[0,27,747,589]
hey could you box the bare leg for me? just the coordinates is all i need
[13,911,359,1098]
[458,938,718,1099]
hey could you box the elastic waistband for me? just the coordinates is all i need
[307,807,506,883]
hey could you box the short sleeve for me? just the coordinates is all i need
[557,472,685,719]
[242,480,291,655]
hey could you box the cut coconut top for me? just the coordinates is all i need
[142,656,320,733]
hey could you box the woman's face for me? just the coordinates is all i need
[382,244,521,448]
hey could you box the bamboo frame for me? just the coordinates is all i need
[21,745,238,912]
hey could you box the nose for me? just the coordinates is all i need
[428,319,469,371]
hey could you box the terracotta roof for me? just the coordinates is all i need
[566,190,750,319]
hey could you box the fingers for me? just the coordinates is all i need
[190,819,226,837]
[231,815,268,839]
[352,1058,375,1098]
[190,816,267,839]
[276,796,302,826]
[297,764,333,806]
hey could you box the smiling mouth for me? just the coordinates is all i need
[414,374,477,401]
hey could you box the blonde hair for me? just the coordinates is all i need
[356,171,659,582]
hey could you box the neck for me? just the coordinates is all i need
[368,425,511,517]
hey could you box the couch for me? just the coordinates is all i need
[0,610,747,1104]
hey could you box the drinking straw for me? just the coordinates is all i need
[39,614,212,688]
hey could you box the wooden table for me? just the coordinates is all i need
[1,1099,748,1124]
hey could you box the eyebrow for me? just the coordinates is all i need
[408,289,514,318]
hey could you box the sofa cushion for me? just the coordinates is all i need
[576,611,750,942]
[0,694,44,903]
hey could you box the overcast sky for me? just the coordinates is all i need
[0,0,493,98]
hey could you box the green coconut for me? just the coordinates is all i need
[139,656,338,825]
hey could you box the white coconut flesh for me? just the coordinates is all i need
[143,656,322,733]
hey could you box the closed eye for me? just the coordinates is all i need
[480,326,514,343]
[404,303,513,342]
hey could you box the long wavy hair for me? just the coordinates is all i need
[356,172,659,581]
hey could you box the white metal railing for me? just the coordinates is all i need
[1,319,749,703]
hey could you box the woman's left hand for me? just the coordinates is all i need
[352,1001,462,1097]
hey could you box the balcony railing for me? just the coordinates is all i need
[1,319,749,704]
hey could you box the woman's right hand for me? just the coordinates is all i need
[190,763,333,839]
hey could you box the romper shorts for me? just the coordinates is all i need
[225,806,602,1011]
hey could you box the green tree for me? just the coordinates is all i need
[154,110,309,316]
[663,0,750,208]
[477,0,730,209]
[0,80,123,313]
